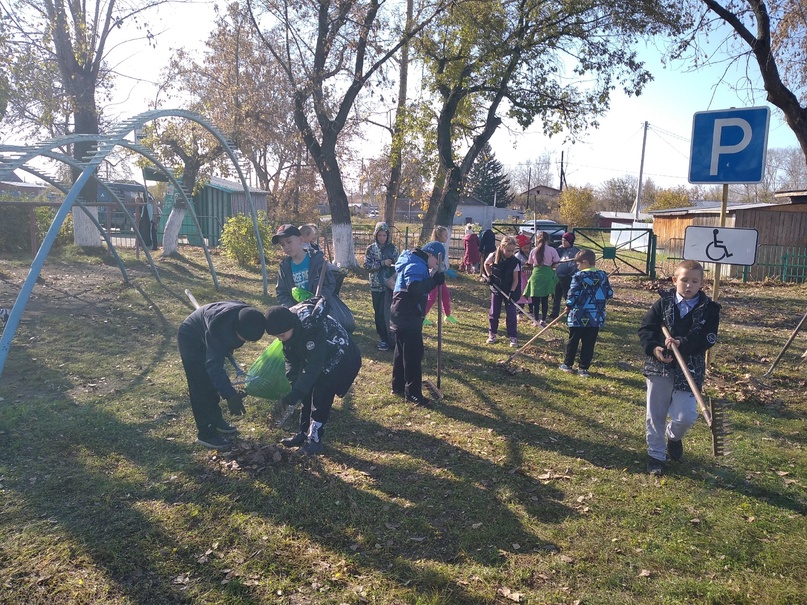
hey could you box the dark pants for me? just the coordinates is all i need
[534,296,549,322]
[371,289,392,344]
[297,383,336,435]
[489,290,519,338]
[391,326,424,399]
[177,328,226,439]
[150,221,159,250]
[552,275,573,317]
[564,327,600,370]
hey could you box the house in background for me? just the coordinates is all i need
[596,211,651,228]
[650,194,807,281]
[454,195,523,226]
[160,176,269,247]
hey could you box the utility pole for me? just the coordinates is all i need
[633,121,648,219]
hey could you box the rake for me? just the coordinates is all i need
[488,281,540,324]
[499,310,567,371]
[423,254,445,401]
[184,289,253,387]
[662,326,729,457]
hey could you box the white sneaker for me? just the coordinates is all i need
[509,338,518,348]
[486,334,497,344]
[559,363,575,373]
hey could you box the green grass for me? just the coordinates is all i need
[0,246,805,604]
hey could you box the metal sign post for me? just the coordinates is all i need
[688,106,770,366]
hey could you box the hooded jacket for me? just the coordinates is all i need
[276,249,335,307]
[363,222,399,291]
[177,301,252,399]
[282,298,362,403]
[566,268,613,328]
[390,249,440,330]
[638,289,720,391]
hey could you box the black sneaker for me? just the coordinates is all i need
[647,456,665,476]
[281,432,307,448]
[300,438,324,455]
[667,438,684,461]
[197,434,232,450]
[215,420,238,435]
[407,394,433,408]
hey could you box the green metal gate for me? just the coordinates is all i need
[573,227,657,279]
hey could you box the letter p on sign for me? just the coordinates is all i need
[689,107,769,184]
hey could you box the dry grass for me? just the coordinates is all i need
[0,245,805,604]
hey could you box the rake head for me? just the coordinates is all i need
[423,379,444,401]
[708,397,730,457]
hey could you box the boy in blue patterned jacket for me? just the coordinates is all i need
[559,249,613,377]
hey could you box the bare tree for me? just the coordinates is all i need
[680,0,807,166]
[3,0,168,245]
[246,0,450,266]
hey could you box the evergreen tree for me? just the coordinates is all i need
[466,144,515,207]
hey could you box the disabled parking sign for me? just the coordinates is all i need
[683,226,759,266]
[689,107,770,184]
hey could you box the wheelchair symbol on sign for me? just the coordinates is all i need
[705,229,733,262]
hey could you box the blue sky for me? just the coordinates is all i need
[106,3,801,191]
[491,42,800,190]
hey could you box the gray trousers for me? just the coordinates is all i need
[645,375,699,461]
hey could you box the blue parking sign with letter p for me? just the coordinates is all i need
[689,107,770,184]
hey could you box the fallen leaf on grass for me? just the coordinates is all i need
[537,471,572,481]
[559,554,574,564]
[498,586,523,602]
[638,569,652,578]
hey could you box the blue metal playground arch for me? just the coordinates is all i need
[0,109,269,380]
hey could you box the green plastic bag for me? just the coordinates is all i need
[292,287,314,302]
[245,339,291,400]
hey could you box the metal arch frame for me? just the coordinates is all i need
[0,109,269,380]
[7,159,131,281]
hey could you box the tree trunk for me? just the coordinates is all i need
[71,101,102,247]
[161,205,187,256]
[72,206,100,246]
[384,0,413,228]
[321,156,357,267]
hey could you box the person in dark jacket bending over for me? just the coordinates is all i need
[266,302,362,456]
[177,302,267,449]
[273,224,336,307]
[389,240,446,408]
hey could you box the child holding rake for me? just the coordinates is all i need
[638,259,720,476]
[483,235,521,347]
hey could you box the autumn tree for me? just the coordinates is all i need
[679,0,807,166]
[559,186,597,228]
[2,0,167,246]
[646,186,692,211]
[416,0,687,241]
[164,3,320,226]
[245,0,450,266]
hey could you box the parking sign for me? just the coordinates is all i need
[689,107,770,184]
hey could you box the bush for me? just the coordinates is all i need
[0,202,73,253]
[220,211,273,267]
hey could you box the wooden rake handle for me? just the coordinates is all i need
[503,309,567,365]
[661,325,712,426]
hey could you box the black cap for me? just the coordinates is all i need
[271,224,301,244]
[264,306,299,335]
[237,307,267,341]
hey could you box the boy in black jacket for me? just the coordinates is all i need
[178,302,267,449]
[389,241,446,408]
[638,260,720,476]
[265,302,362,455]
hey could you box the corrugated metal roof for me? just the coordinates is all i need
[649,201,777,216]
[206,175,268,194]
